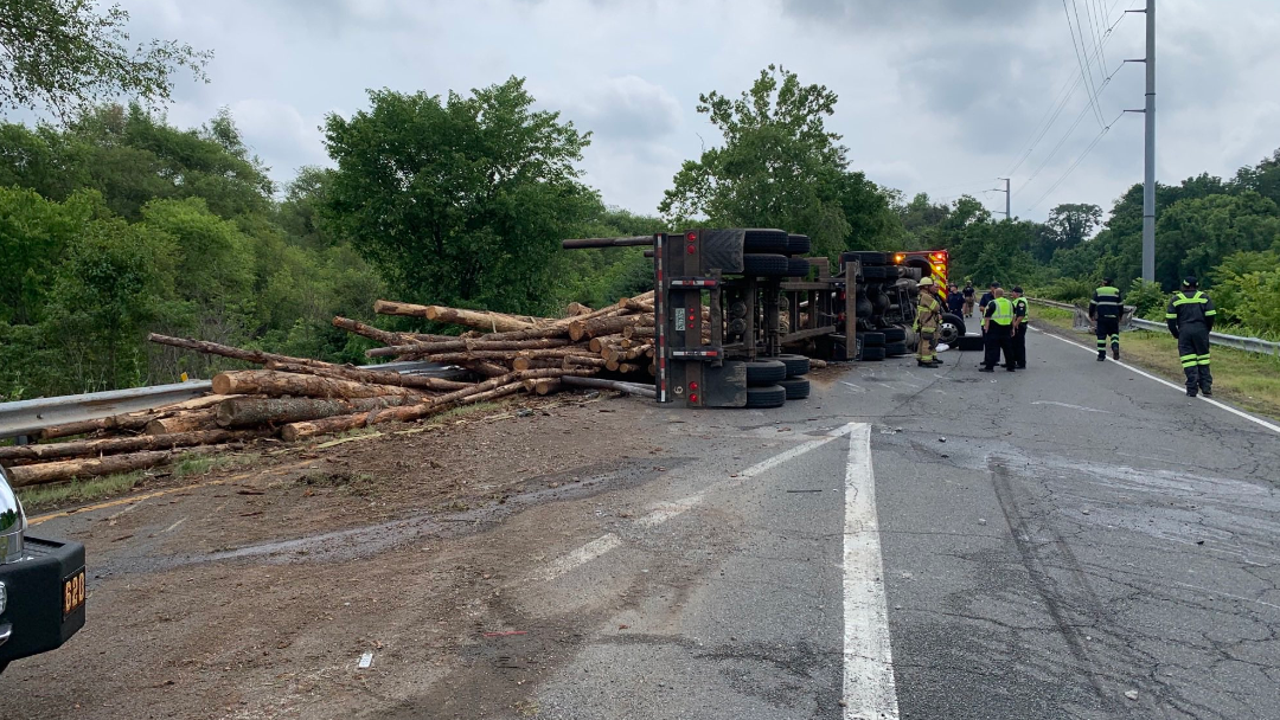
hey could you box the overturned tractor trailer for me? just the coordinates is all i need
[561,229,966,409]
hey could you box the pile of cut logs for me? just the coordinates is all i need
[0,293,660,488]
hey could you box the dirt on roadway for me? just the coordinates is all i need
[1,389,699,719]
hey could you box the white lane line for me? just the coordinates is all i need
[1031,400,1112,414]
[843,422,900,720]
[543,533,622,580]
[843,381,867,393]
[739,425,854,479]
[1034,328,1280,435]
[636,494,704,527]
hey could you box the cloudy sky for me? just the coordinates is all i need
[114,0,1279,222]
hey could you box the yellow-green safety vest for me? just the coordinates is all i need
[991,297,1014,326]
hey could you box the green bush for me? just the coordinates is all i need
[1125,278,1168,320]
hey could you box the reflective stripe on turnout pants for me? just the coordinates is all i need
[1178,326,1213,391]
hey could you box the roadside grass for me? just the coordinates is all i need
[17,470,147,511]
[1030,305,1280,421]
[172,452,257,479]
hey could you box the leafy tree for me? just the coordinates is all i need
[0,186,93,323]
[1232,148,1280,207]
[659,65,854,259]
[1155,191,1280,288]
[0,0,210,119]
[323,77,599,314]
[1038,203,1102,263]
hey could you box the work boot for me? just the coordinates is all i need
[1112,345,1120,360]
[1201,386,1213,397]
[917,360,939,368]
[979,366,994,373]
[1187,388,1197,398]
[1097,351,1106,361]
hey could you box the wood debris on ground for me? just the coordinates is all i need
[1,293,661,487]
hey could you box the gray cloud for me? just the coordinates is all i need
[781,0,1040,28]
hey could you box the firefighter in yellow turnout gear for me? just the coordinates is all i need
[915,276,942,368]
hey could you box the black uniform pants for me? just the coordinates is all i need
[984,325,1014,368]
[1178,325,1212,391]
[1012,324,1027,368]
[1096,317,1120,354]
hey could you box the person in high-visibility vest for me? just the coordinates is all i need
[1166,276,1218,397]
[1010,286,1029,369]
[1088,278,1123,361]
[915,276,942,368]
[980,283,1017,372]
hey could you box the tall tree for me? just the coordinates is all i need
[1042,203,1102,260]
[323,78,599,314]
[0,0,210,119]
[659,65,856,258]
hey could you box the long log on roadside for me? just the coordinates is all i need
[563,355,609,369]
[373,301,547,332]
[212,370,426,400]
[463,361,509,378]
[264,361,471,392]
[280,368,597,442]
[0,429,268,466]
[6,444,237,488]
[569,313,655,342]
[522,378,562,396]
[365,336,572,359]
[148,334,327,367]
[37,395,235,440]
[511,357,567,372]
[215,396,418,429]
[331,317,454,346]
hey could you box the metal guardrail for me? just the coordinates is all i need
[0,361,458,441]
[1028,297,1279,357]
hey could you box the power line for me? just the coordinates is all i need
[1025,109,1128,212]
[1004,2,1133,178]
[1014,59,1127,198]
[1066,0,1106,128]
[1085,0,1109,70]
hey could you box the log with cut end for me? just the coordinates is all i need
[588,335,624,354]
[6,444,236,487]
[212,370,426,400]
[38,395,234,440]
[264,361,470,392]
[565,302,593,317]
[0,429,267,466]
[570,314,654,342]
[280,368,595,441]
[522,378,562,396]
[215,396,417,429]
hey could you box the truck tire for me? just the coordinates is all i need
[882,327,907,343]
[786,234,812,255]
[842,251,889,266]
[743,229,790,253]
[858,331,886,347]
[777,377,811,399]
[745,384,787,408]
[861,346,886,361]
[787,257,812,277]
[938,313,967,345]
[884,341,910,356]
[776,354,811,377]
[740,253,791,277]
[744,359,787,386]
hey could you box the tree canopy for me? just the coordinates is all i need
[0,0,210,120]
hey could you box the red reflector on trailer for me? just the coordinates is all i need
[686,232,696,241]
[689,394,698,403]
[687,244,695,254]
[689,382,698,391]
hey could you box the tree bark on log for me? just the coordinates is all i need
[37,395,234,440]
[215,396,416,429]
[560,376,657,398]
[0,429,268,466]
[145,410,219,435]
[522,378,562,395]
[563,355,609,369]
[263,361,470,392]
[331,317,452,346]
[374,300,546,332]
[366,337,571,359]
[463,361,509,378]
[6,444,236,488]
[148,334,327,367]
[511,357,566,372]
[211,370,426,400]
[280,368,595,441]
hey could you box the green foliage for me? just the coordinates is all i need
[323,77,599,315]
[1035,277,1096,306]
[1124,278,1167,320]
[659,65,900,259]
[0,0,210,120]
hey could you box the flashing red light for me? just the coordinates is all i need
[686,232,697,241]
[931,252,947,261]
[689,394,698,403]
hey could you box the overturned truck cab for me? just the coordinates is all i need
[0,466,86,676]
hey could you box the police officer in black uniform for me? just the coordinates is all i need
[1010,286,1028,369]
[1088,278,1122,361]
[1166,276,1218,397]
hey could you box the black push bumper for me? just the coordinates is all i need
[0,535,86,668]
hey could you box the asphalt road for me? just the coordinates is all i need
[501,328,1280,719]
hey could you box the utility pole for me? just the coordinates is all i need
[1127,0,1156,282]
[996,177,1011,220]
